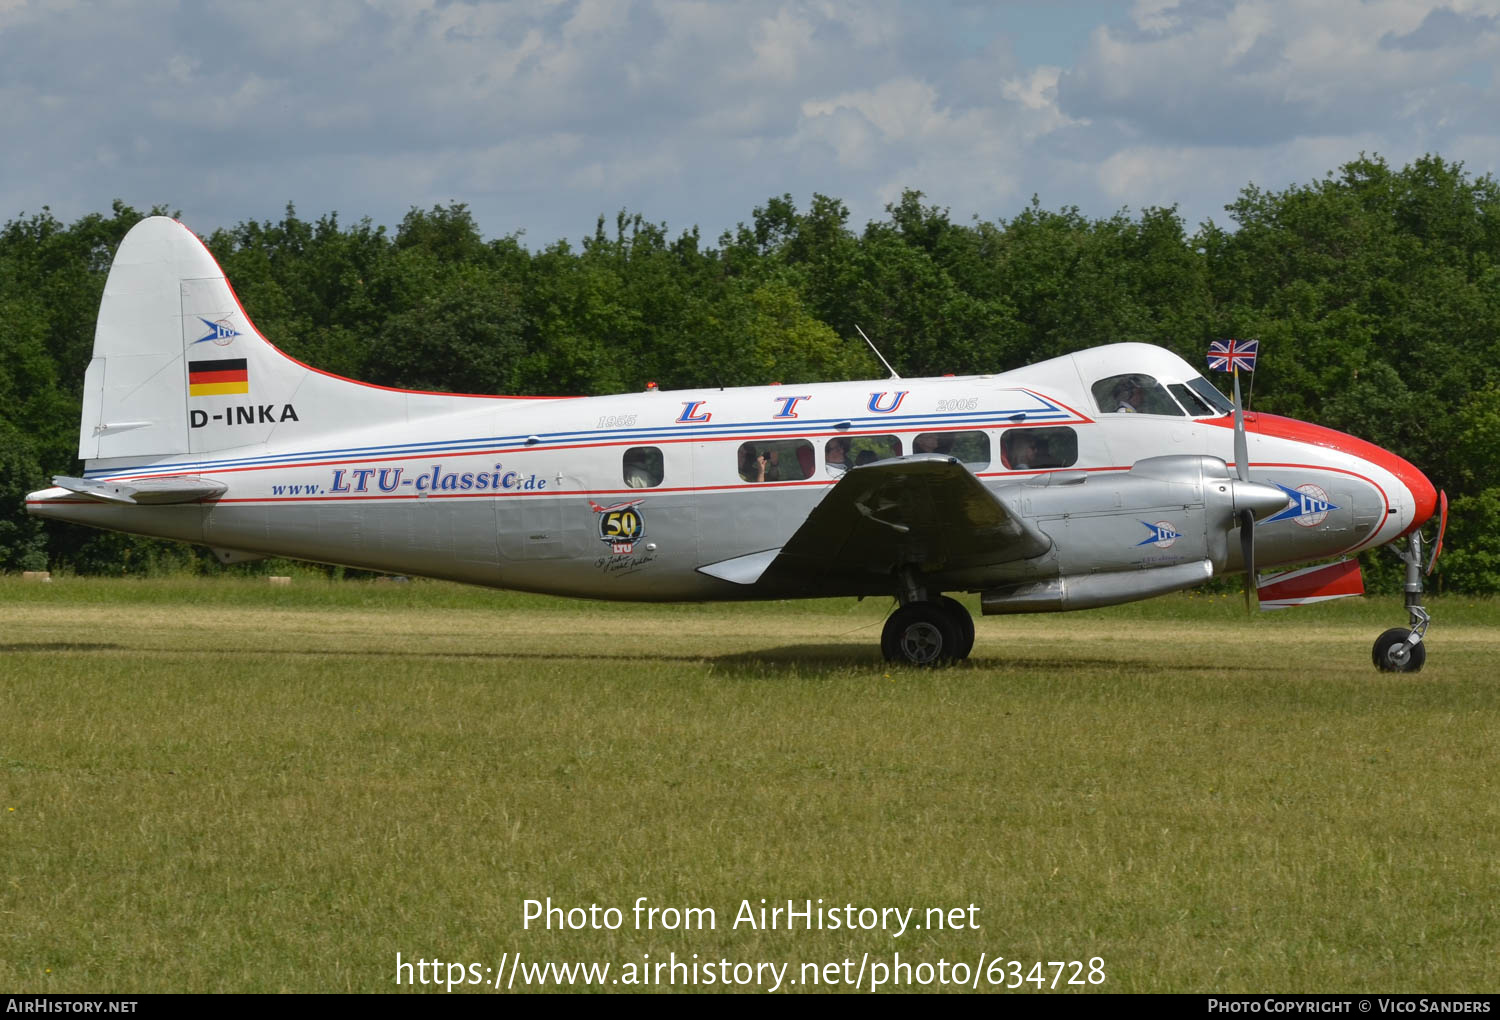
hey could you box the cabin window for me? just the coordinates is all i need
[825,434,901,476]
[913,430,990,470]
[1002,427,1077,469]
[1091,374,1184,416]
[622,446,663,488]
[738,439,815,482]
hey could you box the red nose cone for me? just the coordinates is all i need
[1216,413,1438,534]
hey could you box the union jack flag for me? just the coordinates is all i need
[1208,338,1258,372]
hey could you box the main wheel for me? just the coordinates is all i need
[881,603,961,666]
[937,595,976,660]
[1372,628,1426,673]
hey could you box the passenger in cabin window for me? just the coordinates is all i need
[623,449,654,487]
[763,447,783,480]
[1009,434,1039,470]
[739,446,767,483]
[914,433,941,454]
[825,437,852,477]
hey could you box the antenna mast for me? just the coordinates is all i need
[855,325,901,380]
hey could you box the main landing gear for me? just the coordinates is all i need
[1373,531,1430,673]
[881,578,975,666]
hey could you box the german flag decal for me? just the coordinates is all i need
[188,358,249,396]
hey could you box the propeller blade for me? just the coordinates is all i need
[1231,367,1256,610]
[1232,368,1250,484]
[1426,490,1448,575]
[1241,508,1256,611]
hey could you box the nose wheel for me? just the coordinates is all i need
[1374,530,1431,674]
[881,595,975,666]
[1373,627,1426,672]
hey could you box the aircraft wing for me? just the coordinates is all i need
[704,456,1051,590]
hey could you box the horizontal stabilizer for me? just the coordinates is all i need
[1256,559,1363,611]
[51,474,226,506]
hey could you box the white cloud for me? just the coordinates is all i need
[0,0,1498,247]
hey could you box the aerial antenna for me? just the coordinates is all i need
[855,324,901,380]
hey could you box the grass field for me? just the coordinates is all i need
[1,575,1497,993]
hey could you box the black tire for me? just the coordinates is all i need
[937,595,976,659]
[1372,627,1426,673]
[881,603,961,666]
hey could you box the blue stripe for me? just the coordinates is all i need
[84,400,1080,478]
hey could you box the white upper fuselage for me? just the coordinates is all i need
[32,343,1435,600]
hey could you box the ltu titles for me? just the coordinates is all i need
[327,463,547,494]
[523,897,980,938]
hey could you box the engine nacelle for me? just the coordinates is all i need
[980,559,1214,614]
[1004,455,1248,576]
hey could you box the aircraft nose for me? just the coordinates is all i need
[1222,413,1439,537]
[1233,480,1291,521]
[1396,457,1438,535]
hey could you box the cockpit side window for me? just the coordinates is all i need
[1090,374,1184,416]
[1186,376,1234,415]
[1169,383,1215,417]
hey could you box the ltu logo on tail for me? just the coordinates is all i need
[192,317,241,346]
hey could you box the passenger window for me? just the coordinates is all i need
[1002,427,1077,469]
[738,439,814,482]
[849,434,901,468]
[913,430,990,470]
[1091,374,1184,416]
[823,435,901,475]
[622,446,663,488]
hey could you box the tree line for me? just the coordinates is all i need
[1,154,1496,592]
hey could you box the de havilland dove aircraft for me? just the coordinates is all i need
[26,217,1447,669]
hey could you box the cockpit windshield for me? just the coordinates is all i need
[1169,383,1214,416]
[1184,375,1234,416]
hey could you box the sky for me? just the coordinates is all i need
[3,0,1499,247]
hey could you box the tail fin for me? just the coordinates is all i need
[79,217,522,467]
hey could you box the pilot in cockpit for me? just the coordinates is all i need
[1113,376,1146,413]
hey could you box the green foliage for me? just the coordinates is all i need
[0,421,47,571]
[2,155,1497,588]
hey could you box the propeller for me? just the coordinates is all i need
[1426,490,1448,576]
[1233,368,1257,610]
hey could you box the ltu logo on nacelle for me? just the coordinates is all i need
[1137,521,1182,548]
[1267,483,1338,527]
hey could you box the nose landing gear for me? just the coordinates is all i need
[1374,531,1430,673]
